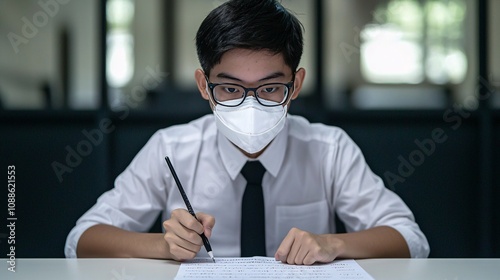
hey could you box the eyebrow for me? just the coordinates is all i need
[215,72,286,82]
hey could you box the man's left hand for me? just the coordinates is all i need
[274,227,345,265]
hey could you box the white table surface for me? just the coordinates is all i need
[2,258,499,280]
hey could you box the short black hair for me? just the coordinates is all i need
[196,0,304,75]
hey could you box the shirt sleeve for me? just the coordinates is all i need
[331,129,430,258]
[65,131,168,258]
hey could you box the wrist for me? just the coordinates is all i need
[152,233,171,259]
[132,233,171,260]
[326,234,347,258]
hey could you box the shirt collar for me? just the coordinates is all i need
[218,119,289,180]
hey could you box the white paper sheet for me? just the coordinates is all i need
[174,257,374,280]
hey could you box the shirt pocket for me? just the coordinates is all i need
[275,200,330,244]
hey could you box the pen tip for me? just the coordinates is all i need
[208,251,215,263]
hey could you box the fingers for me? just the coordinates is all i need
[275,228,339,265]
[162,209,215,261]
[163,230,200,261]
[275,228,296,262]
[276,228,308,265]
[196,212,215,238]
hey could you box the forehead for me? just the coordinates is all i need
[210,49,292,82]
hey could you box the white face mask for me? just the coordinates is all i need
[212,96,288,154]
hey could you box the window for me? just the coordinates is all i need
[361,0,467,85]
[106,0,135,90]
[106,0,165,111]
[324,0,475,110]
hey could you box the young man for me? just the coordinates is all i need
[65,0,429,265]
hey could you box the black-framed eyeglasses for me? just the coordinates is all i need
[205,77,294,107]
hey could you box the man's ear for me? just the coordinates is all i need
[195,69,210,100]
[291,68,306,100]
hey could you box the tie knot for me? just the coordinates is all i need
[241,161,266,185]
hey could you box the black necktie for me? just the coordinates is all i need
[240,161,267,257]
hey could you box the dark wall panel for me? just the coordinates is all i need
[0,116,108,257]
[327,115,480,257]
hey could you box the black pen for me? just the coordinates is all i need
[165,156,215,263]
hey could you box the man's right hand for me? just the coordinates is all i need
[162,209,215,261]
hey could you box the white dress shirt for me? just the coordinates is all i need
[65,114,430,258]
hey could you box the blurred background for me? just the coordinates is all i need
[0,0,498,258]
